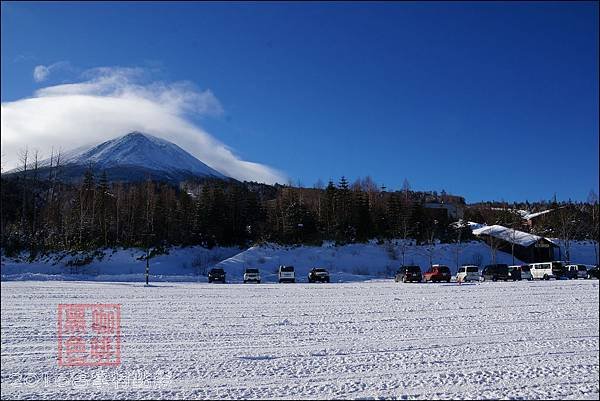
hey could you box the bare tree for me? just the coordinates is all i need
[422,219,439,267]
[556,204,582,263]
[487,233,501,264]
[453,220,469,270]
[17,146,29,232]
[398,199,413,265]
[587,190,599,265]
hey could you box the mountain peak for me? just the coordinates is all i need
[67,132,228,180]
[5,132,230,183]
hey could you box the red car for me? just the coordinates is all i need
[424,265,451,283]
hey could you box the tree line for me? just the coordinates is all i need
[1,162,597,264]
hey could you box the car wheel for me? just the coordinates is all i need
[543,274,549,280]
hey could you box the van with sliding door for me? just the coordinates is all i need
[456,265,480,283]
[510,265,533,281]
[529,261,564,280]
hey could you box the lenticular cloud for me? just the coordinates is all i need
[1,67,286,184]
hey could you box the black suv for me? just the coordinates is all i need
[481,264,518,281]
[588,265,599,279]
[308,268,330,283]
[395,265,422,283]
[208,268,226,283]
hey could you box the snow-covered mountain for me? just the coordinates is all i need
[6,132,230,183]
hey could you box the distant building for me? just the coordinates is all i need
[424,201,464,220]
[472,224,558,263]
[522,208,563,229]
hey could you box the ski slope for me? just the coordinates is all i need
[1,279,598,399]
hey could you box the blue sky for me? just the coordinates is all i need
[1,1,598,202]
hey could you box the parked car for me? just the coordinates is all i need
[530,261,564,280]
[564,264,588,279]
[395,265,422,283]
[308,268,330,283]
[278,265,295,283]
[456,265,480,283]
[423,265,451,283]
[587,265,599,279]
[208,268,226,283]
[516,264,533,281]
[481,264,512,281]
[243,268,261,284]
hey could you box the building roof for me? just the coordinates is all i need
[472,224,549,247]
[522,209,555,220]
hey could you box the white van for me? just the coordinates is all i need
[529,261,564,280]
[510,265,533,281]
[278,265,295,283]
[456,265,480,282]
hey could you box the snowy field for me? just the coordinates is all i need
[1,279,598,400]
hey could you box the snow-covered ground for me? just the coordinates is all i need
[1,280,598,399]
[0,246,242,282]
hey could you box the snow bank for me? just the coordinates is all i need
[215,240,524,282]
[3,240,596,283]
[1,246,241,282]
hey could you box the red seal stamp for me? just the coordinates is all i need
[57,304,121,367]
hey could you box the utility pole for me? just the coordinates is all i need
[145,245,150,286]
[143,233,155,286]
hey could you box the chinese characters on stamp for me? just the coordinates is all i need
[57,304,121,367]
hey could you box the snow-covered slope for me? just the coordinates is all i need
[61,132,226,178]
[214,240,525,282]
[3,240,597,283]
[5,132,230,183]
[0,246,242,282]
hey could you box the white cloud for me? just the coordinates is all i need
[2,67,286,184]
[32,61,71,82]
[33,65,49,82]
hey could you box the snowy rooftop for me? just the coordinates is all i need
[472,224,547,247]
[522,209,556,220]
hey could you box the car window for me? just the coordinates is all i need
[280,266,294,272]
[407,266,420,272]
[466,266,478,272]
[246,268,258,273]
